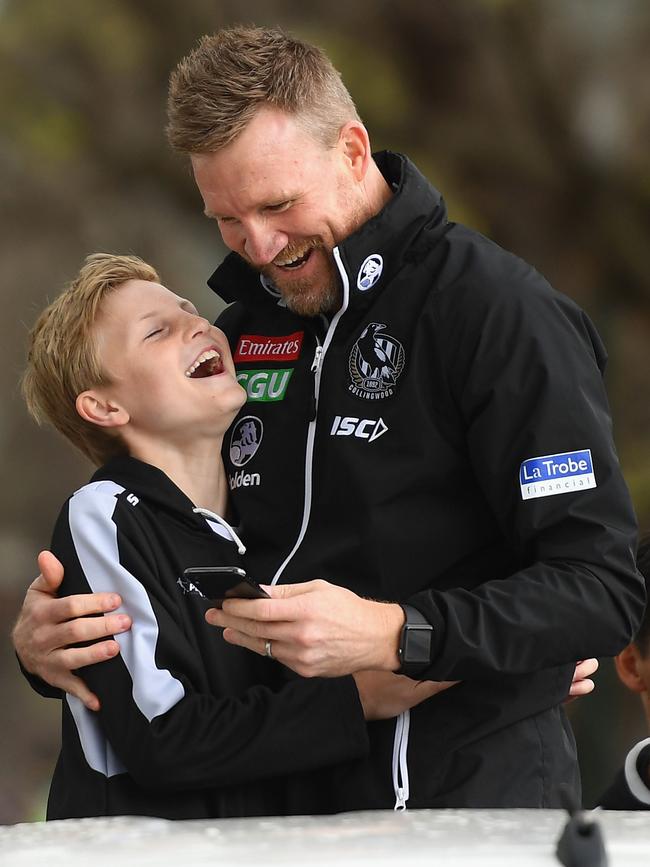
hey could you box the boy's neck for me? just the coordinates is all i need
[127,436,229,517]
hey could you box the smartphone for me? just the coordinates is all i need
[182,565,270,608]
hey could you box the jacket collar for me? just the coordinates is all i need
[206,151,448,314]
[92,455,240,536]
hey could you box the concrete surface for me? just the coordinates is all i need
[1,809,649,866]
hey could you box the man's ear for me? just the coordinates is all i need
[76,390,130,429]
[337,121,371,181]
[615,644,647,694]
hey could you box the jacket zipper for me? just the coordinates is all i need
[270,247,350,586]
[392,710,411,810]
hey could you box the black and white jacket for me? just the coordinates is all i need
[599,737,650,810]
[210,151,646,810]
[47,456,369,820]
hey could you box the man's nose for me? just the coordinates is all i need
[243,223,288,267]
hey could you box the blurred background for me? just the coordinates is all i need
[2,0,649,823]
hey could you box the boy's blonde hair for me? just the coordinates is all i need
[22,253,159,466]
[167,25,360,154]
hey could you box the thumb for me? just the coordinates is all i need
[36,550,65,592]
[262,581,316,599]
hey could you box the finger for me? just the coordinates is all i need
[55,672,102,711]
[53,613,132,647]
[263,580,321,599]
[568,678,595,697]
[51,592,125,621]
[206,605,282,634]
[219,595,306,623]
[58,638,121,671]
[221,628,292,664]
[221,627,266,656]
[574,658,599,680]
[37,551,65,591]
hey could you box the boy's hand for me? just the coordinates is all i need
[11,550,132,711]
[353,670,459,720]
[565,658,599,702]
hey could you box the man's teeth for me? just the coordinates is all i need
[275,249,311,268]
[185,349,221,377]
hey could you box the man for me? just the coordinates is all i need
[13,26,644,810]
[599,536,650,809]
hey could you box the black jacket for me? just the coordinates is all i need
[209,151,645,809]
[47,456,369,820]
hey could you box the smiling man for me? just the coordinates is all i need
[13,26,645,811]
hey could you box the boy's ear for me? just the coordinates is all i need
[615,644,647,694]
[76,390,130,429]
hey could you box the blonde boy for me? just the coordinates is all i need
[23,253,376,819]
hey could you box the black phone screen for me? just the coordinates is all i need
[182,566,269,607]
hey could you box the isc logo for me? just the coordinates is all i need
[330,415,388,443]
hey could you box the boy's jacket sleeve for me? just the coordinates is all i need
[408,260,645,681]
[54,488,369,791]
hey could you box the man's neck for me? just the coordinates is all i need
[364,156,394,217]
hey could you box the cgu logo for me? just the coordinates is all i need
[330,415,388,443]
[237,368,293,402]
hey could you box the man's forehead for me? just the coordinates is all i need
[191,109,328,211]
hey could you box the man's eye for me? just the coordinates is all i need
[266,201,291,213]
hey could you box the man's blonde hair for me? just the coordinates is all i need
[167,25,360,154]
[22,253,159,466]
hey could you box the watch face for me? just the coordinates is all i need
[403,624,433,664]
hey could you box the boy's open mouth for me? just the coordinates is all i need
[185,349,224,379]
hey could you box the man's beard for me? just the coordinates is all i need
[258,241,342,318]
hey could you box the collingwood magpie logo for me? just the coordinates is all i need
[348,323,405,400]
[357,254,383,291]
[229,416,263,467]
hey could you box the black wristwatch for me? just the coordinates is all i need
[397,604,433,675]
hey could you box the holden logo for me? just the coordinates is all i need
[356,254,383,291]
[229,416,264,467]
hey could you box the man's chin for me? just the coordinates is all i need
[282,284,342,317]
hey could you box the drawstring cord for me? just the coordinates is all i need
[192,507,246,555]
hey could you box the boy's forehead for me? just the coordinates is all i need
[106,280,181,317]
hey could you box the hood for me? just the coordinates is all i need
[206,151,449,313]
[91,455,236,538]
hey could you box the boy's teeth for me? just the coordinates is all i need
[185,349,221,377]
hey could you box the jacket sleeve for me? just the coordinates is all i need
[55,487,369,792]
[16,656,62,699]
[409,248,645,681]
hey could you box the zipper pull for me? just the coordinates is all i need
[309,342,323,420]
[311,344,323,373]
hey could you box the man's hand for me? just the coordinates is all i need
[353,670,459,721]
[566,658,599,702]
[206,579,404,677]
[11,551,132,711]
